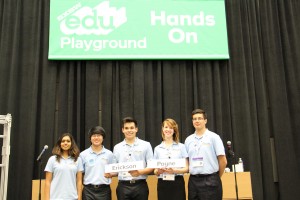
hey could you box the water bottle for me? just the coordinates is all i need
[238,158,244,172]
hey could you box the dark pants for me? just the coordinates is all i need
[188,173,222,200]
[83,184,111,200]
[157,176,186,200]
[116,180,149,200]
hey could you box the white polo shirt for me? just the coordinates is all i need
[45,155,83,200]
[154,141,188,178]
[184,129,225,175]
[113,137,153,181]
[80,146,115,185]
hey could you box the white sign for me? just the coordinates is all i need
[105,161,144,173]
[147,159,186,168]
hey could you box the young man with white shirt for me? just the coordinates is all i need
[80,126,115,200]
[185,109,227,200]
[113,117,153,200]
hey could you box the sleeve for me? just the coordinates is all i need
[214,135,226,156]
[184,136,189,151]
[153,146,158,159]
[113,145,120,163]
[79,153,86,173]
[109,151,117,164]
[145,142,154,162]
[77,157,84,172]
[180,143,188,158]
[44,156,54,172]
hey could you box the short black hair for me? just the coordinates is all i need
[88,126,106,139]
[122,117,138,128]
[192,108,207,119]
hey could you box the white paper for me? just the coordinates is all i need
[147,158,186,168]
[105,161,144,173]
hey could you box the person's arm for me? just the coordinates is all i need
[76,171,83,200]
[44,172,52,200]
[81,173,85,197]
[140,168,154,175]
[154,168,164,176]
[164,158,189,174]
[129,168,154,177]
[104,172,118,178]
[218,155,227,177]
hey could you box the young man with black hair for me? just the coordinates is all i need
[80,126,115,200]
[113,117,154,200]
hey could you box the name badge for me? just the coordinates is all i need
[192,157,204,167]
[121,171,132,178]
[162,173,175,181]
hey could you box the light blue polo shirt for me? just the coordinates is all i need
[113,137,153,181]
[44,155,83,200]
[80,146,115,185]
[184,129,225,175]
[154,141,188,178]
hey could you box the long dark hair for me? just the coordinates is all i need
[52,133,80,163]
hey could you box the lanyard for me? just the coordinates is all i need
[194,137,203,156]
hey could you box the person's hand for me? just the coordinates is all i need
[164,168,175,174]
[154,168,165,175]
[104,173,112,178]
[129,170,140,177]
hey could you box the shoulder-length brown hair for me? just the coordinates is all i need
[52,133,80,163]
[161,118,180,143]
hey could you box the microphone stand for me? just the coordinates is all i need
[228,150,239,200]
[37,158,43,200]
[36,145,48,199]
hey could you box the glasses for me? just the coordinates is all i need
[192,117,205,121]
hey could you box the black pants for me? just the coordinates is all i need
[116,180,149,200]
[188,173,222,200]
[83,184,111,200]
[157,176,186,200]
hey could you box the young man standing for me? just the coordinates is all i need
[185,109,227,200]
[113,117,154,200]
[80,126,115,200]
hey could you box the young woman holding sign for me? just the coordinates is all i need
[153,118,189,200]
